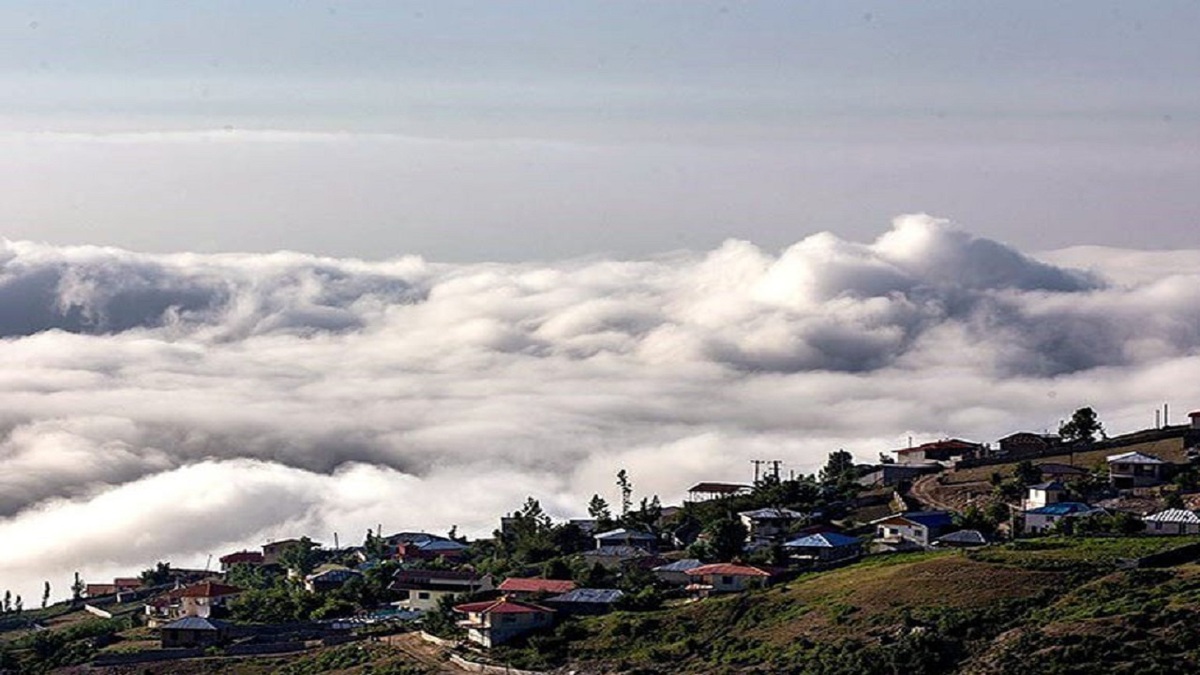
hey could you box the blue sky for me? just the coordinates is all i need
[0,1,1197,258]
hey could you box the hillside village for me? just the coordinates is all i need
[4,406,1200,673]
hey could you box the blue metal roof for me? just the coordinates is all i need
[902,511,954,529]
[783,532,861,549]
[1025,502,1096,516]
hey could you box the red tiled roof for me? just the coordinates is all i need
[687,563,771,578]
[219,551,264,565]
[498,578,576,594]
[178,582,243,598]
[113,578,142,587]
[454,598,554,615]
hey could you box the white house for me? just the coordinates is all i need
[389,569,493,612]
[1022,481,1066,511]
[871,511,954,548]
[1022,502,1104,534]
[1143,509,1200,535]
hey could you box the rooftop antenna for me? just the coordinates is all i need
[1156,409,1162,429]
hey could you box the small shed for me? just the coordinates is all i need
[160,616,230,648]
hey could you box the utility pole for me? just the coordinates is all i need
[751,460,766,484]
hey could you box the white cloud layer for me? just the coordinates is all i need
[4,214,1200,602]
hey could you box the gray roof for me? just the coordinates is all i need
[739,507,806,520]
[163,617,228,631]
[936,529,989,545]
[546,588,625,604]
[594,528,656,541]
[1144,509,1200,524]
[1029,481,1065,491]
[652,558,703,573]
[1107,451,1167,465]
[583,545,648,558]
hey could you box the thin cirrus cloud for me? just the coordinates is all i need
[4,214,1200,602]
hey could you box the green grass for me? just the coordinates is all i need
[970,536,1200,571]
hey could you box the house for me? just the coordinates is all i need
[1107,452,1168,488]
[651,558,704,585]
[738,508,807,544]
[219,550,264,571]
[998,432,1058,457]
[543,588,624,616]
[892,439,983,465]
[872,511,954,548]
[1143,509,1200,535]
[934,529,990,548]
[146,582,243,626]
[569,518,599,536]
[261,539,313,566]
[1022,502,1104,535]
[160,616,231,649]
[580,545,651,570]
[593,528,658,552]
[497,578,576,599]
[396,538,469,563]
[685,563,772,598]
[1037,463,1089,481]
[686,482,752,502]
[783,532,863,563]
[858,462,941,488]
[1022,481,1066,511]
[304,565,362,592]
[454,597,555,648]
[389,569,493,612]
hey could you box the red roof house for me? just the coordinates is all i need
[454,597,555,648]
[496,578,576,597]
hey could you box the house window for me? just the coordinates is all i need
[418,592,430,600]
[721,576,734,585]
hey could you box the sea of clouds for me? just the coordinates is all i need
[3,214,1200,603]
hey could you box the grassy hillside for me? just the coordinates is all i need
[485,537,1200,674]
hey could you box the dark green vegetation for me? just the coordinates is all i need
[486,537,1200,674]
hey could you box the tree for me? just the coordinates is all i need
[704,517,749,561]
[1059,407,1105,445]
[1014,460,1042,486]
[820,449,860,499]
[2,591,9,614]
[71,572,84,603]
[616,470,633,516]
[42,581,50,609]
[362,529,391,560]
[588,494,613,522]
[140,561,173,586]
[278,537,319,576]
[13,596,21,615]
